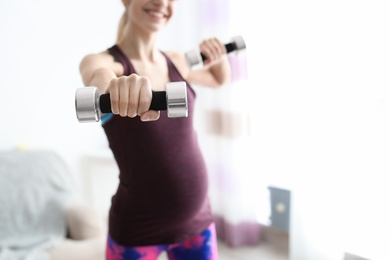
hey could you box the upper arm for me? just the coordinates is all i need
[165,51,224,88]
[79,52,122,92]
[79,53,110,85]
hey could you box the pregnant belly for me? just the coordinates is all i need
[149,162,209,223]
[113,157,210,225]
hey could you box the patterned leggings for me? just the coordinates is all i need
[106,223,218,260]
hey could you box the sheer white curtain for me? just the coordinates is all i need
[191,0,264,248]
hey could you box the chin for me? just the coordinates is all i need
[147,24,167,33]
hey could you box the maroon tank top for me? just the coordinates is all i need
[103,45,213,246]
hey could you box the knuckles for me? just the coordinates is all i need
[108,74,152,118]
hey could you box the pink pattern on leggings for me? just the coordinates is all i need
[106,223,218,260]
[106,240,125,260]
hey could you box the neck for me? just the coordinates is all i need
[117,24,160,62]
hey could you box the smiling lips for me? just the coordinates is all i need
[146,9,168,19]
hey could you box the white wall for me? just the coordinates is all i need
[0,0,116,180]
[232,1,390,259]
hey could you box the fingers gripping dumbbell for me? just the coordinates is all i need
[75,81,188,123]
[185,35,246,69]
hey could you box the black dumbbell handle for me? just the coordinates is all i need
[200,42,237,62]
[99,91,167,113]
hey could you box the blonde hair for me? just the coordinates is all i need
[117,12,127,43]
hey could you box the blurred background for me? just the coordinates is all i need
[1,0,390,259]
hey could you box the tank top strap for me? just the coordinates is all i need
[160,51,182,81]
[107,45,135,76]
[160,51,196,98]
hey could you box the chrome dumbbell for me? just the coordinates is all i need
[185,35,246,69]
[75,81,188,123]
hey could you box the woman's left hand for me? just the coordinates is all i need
[199,37,227,65]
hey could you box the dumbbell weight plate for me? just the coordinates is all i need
[75,87,100,123]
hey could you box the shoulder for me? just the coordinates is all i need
[80,49,123,76]
[80,51,114,68]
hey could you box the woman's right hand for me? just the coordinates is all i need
[105,74,160,122]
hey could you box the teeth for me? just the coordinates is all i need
[149,11,164,18]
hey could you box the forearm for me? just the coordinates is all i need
[208,56,231,86]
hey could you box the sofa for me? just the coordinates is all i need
[0,149,106,260]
